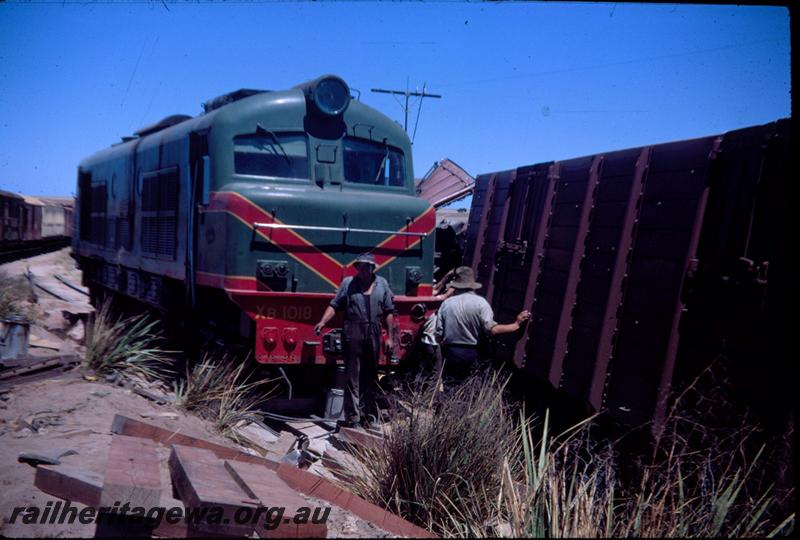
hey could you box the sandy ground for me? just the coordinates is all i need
[0,249,393,538]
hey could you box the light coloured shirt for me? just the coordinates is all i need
[434,291,497,346]
[420,313,438,346]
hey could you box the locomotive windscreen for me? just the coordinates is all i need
[343,137,405,187]
[233,133,309,179]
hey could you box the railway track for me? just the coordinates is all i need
[0,355,81,392]
[0,237,71,264]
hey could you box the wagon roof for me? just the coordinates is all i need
[36,196,74,208]
[0,189,26,200]
[416,158,475,208]
[19,194,45,206]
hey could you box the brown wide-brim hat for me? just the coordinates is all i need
[448,266,482,290]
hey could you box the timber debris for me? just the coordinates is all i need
[22,414,433,537]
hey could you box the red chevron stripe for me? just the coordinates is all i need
[373,206,436,269]
[206,191,435,290]
[208,191,344,288]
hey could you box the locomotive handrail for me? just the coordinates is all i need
[253,222,427,237]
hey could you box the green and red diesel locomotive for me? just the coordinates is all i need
[72,76,438,383]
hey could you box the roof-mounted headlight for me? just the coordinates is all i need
[312,76,350,115]
[296,75,351,116]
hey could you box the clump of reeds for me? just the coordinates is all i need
[493,363,795,538]
[174,353,277,440]
[83,299,172,382]
[344,366,795,538]
[340,371,518,536]
[486,409,609,538]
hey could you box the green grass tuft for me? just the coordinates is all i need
[82,299,172,382]
[174,353,278,440]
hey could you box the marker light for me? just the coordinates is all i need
[261,327,277,350]
[283,328,298,350]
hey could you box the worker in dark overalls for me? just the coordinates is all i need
[314,253,395,428]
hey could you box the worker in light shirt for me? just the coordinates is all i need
[434,266,530,386]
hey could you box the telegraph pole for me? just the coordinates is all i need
[370,82,442,137]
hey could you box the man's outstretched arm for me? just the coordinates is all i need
[489,310,531,336]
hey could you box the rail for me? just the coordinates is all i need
[23,269,69,302]
[54,274,90,297]
[0,237,70,264]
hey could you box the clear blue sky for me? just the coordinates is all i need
[0,1,791,209]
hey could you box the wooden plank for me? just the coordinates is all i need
[100,435,161,508]
[336,426,383,450]
[110,414,280,468]
[152,494,187,538]
[224,460,327,538]
[95,436,162,538]
[115,418,433,537]
[168,444,259,538]
[34,465,102,506]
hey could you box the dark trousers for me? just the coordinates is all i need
[419,343,443,378]
[342,335,379,423]
[441,344,481,387]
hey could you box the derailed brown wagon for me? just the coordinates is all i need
[463,119,792,430]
